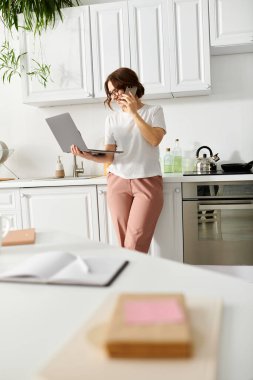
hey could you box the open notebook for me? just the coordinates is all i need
[0,251,128,287]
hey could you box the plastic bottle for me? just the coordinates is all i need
[163,148,173,173]
[172,139,182,173]
[55,156,65,178]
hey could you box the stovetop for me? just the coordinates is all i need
[183,170,253,176]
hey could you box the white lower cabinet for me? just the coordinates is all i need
[0,189,22,230]
[152,183,183,261]
[97,185,118,245]
[20,186,99,240]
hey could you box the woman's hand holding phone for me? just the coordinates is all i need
[125,86,137,96]
[120,86,138,114]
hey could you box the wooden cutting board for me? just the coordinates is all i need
[36,295,223,380]
[0,178,15,181]
[104,293,193,358]
[2,228,36,246]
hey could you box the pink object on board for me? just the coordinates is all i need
[123,299,185,325]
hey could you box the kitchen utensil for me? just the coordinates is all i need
[195,146,220,173]
[0,141,10,164]
[0,141,17,178]
[221,161,253,173]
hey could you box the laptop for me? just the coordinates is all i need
[45,113,123,155]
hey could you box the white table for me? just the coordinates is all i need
[0,232,253,380]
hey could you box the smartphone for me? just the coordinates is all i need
[125,86,137,96]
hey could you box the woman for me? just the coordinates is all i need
[71,67,166,253]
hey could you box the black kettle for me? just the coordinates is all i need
[195,146,220,173]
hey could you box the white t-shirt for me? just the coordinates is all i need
[104,104,166,179]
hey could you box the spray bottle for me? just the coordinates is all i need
[55,156,65,178]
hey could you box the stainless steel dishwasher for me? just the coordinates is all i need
[182,181,253,265]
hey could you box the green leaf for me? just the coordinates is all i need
[0,0,76,84]
[26,59,52,87]
[0,0,78,32]
[0,39,26,83]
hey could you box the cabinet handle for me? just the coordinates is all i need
[99,190,105,195]
[175,188,180,194]
[87,93,93,97]
[206,84,211,89]
[21,193,25,198]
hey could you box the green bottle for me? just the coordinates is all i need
[172,139,182,173]
[163,148,173,173]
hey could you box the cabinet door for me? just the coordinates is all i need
[128,0,172,97]
[97,185,118,245]
[90,2,130,98]
[152,183,183,261]
[20,6,93,106]
[168,0,211,96]
[0,189,22,230]
[20,186,99,240]
[209,0,253,53]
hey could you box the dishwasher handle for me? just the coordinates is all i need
[199,203,253,211]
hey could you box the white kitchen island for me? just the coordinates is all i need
[0,231,252,380]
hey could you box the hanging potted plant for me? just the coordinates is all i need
[0,0,79,86]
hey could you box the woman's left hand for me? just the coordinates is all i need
[119,92,138,115]
[70,145,94,160]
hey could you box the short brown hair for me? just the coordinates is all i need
[104,67,145,109]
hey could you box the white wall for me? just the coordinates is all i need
[0,52,253,179]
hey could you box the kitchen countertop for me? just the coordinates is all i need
[0,173,252,188]
[0,231,252,380]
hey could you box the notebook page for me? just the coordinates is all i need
[0,251,76,279]
[50,256,89,282]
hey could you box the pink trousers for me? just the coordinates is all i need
[107,173,164,254]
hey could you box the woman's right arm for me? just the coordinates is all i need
[70,144,115,164]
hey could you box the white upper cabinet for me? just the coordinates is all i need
[209,0,253,54]
[90,2,130,98]
[168,0,211,96]
[20,0,212,106]
[20,6,93,106]
[128,0,172,97]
